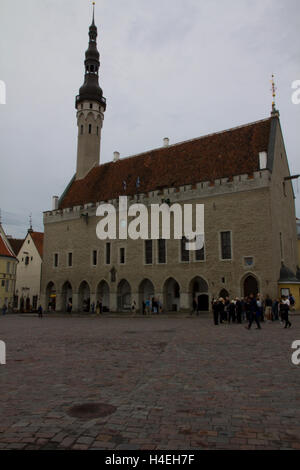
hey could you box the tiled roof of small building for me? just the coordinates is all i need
[9,238,24,256]
[30,232,44,258]
[0,232,16,259]
[59,117,272,209]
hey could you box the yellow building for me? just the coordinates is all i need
[0,224,18,311]
[278,265,300,310]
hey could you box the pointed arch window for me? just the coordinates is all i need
[89,124,92,134]
[80,125,84,135]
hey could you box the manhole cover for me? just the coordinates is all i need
[67,403,116,419]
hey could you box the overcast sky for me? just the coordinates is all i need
[0,0,299,238]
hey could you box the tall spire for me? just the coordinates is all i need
[75,2,106,110]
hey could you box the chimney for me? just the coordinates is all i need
[163,137,169,147]
[52,196,59,211]
[113,151,120,162]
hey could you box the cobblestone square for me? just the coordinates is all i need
[0,314,299,450]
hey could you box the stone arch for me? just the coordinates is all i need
[189,276,209,312]
[242,274,259,297]
[139,279,155,313]
[46,281,56,312]
[117,279,131,312]
[163,277,180,312]
[78,280,91,312]
[62,281,73,312]
[97,280,110,312]
[219,289,229,300]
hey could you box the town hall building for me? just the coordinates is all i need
[40,9,298,313]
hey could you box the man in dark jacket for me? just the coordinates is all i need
[235,298,243,324]
[246,294,261,330]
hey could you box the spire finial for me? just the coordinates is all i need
[271,74,277,111]
[29,213,33,232]
[92,2,95,25]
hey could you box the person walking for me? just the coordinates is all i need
[228,300,236,323]
[264,295,273,322]
[2,303,7,316]
[224,297,230,322]
[289,293,296,311]
[272,298,279,321]
[280,296,292,328]
[218,298,225,324]
[235,298,243,324]
[96,301,100,315]
[256,294,264,322]
[246,294,261,330]
[212,299,219,325]
[37,305,43,318]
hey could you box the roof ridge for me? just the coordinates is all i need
[99,117,271,166]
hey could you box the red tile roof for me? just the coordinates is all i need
[0,233,16,259]
[9,238,24,256]
[30,232,44,258]
[59,118,272,209]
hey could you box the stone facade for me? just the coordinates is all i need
[40,16,298,313]
[41,152,298,313]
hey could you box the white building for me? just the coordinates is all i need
[13,230,44,311]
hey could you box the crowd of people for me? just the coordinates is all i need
[209,293,294,329]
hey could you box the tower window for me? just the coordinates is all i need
[106,243,111,265]
[120,248,125,264]
[90,65,94,72]
[89,124,92,134]
[92,250,97,266]
[158,239,166,264]
[90,103,93,109]
[145,240,153,265]
[181,237,190,262]
[220,231,232,260]
[80,125,83,135]
[97,126,99,136]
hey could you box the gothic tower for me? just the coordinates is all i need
[75,4,106,180]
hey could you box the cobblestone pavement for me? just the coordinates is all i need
[0,314,299,450]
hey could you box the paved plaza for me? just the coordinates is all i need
[0,313,299,450]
